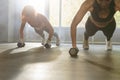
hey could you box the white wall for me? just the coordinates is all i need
[0,0,9,42]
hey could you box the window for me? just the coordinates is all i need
[49,0,60,27]
[49,0,87,27]
[114,11,120,28]
[61,0,85,27]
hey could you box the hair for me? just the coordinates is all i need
[94,0,115,11]
[22,5,36,17]
[91,0,115,22]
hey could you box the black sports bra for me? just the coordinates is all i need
[91,0,115,22]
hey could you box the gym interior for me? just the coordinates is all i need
[0,0,120,80]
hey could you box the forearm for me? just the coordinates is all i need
[47,28,54,42]
[70,1,91,48]
[71,22,77,48]
[71,12,83,48]
[19,22,25,43]
[19,29,24,43]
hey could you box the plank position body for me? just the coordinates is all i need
[69,0,120,56]
[18,5,60,48]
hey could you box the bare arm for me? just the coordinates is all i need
[19,16,26,43]
[71,0,93,48]
[47,25,54,42]
[42,15,54,43]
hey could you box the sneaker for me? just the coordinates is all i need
[83,40,89,50]
[106,40,112,51]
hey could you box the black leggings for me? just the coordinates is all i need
[84,17,116,41]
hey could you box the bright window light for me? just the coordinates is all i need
[27,0,45,12]
[17,0,46,14]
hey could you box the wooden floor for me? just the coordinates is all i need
[0,43,120,80]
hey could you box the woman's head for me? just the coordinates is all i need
[96,0,112,9]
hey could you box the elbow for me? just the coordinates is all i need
[71,22,77,32]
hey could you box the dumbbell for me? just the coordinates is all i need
[44,43,51,48]
[17,42,25,48]
[69,48,79,57]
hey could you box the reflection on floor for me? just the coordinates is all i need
[0,43,120,80]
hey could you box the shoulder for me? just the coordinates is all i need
[37,13,48,20]
[79,0,94,12]
[83,0,94,5]
[114,0,120,11]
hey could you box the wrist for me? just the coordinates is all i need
[20,39,24,43]
[72,44,77,48]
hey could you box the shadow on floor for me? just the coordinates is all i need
[0,46,62,62]
[0,46,61,80]
[82,50,120,76]
[82,50,114,71]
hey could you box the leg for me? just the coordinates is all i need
[83,18,98,50]
[102,19,116,50]
[34,29,45,45]
[40,33,45,45]
[53,32,60,46]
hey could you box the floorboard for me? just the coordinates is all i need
[0,43,120,80]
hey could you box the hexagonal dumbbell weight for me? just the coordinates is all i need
[69,48,79,57]
[44,43,51,48]
[17,42,25,48]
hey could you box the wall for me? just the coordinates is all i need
[0,0,8,42]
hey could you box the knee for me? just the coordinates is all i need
[54,32,58,37]
[84,32,95,37]
[106,35,112,41]
[89,33,95,37]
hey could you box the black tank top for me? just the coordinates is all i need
[91,0,115,22]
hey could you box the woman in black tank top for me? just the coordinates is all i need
[69,0,120,56]
[84,0,116,50]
